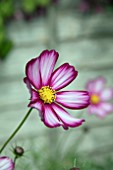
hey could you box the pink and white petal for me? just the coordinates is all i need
[39,110,44,121]
[87,105,104,118]
[100,88,113,101]
[56,91,90,109]
[0,157,15,170]
[43,104,62,128]
[88,103,113,118]
[28,99,43,112]
[30,89,40,102]
[92,77,106,93]
[39,50,59,86]
[50,63,78,91]
[86,79,95,92]
[23,77,32,95]
[99,102,113,114]
[24,78,39,102]
[51,103,85,128]
[26,57,41,90]
[88,105,98,115]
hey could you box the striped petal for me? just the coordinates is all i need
[88,102,113,118]
[30,89,40,102]
[51,103,85,128]
[39,50,58,86]
[100,88,113,101]
[28,99,43,112]
[87,77,106,94]
[56,91,89,109]
[43,104,62,128]
[88,105,100,115]
[0,157,15,170]
[24,78,44,111]
[99,102,113,115]
[50,63,78,91]
[26,57,41,90]
[93,77,106,93]
[24,77,32,95]
[86,80,94,92]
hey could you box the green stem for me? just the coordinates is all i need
[0,108,33,154]
[73,158,77,167]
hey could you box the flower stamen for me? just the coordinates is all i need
[38,86,56,104]
[90,94,100,104]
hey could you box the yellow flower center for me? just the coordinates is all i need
[38,86,56,104]
[90,94,100,104]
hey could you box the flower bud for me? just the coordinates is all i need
[14,146,24,157]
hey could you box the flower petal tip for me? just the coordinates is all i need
[0,157,15,170]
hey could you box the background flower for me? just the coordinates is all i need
[0,157,15,170]
[86,77,113,118]
[24,49,89,129]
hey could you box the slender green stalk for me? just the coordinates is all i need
[0,108,33,154]
[73,158,77,167]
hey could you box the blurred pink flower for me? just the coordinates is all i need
[79,1,90,12]
[95,6,104,13]
[24,50,89,129]
[86,77,113,118]
[0,157,15,170]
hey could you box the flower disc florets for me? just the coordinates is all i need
[38,86,56,104]
[90,94,100,104]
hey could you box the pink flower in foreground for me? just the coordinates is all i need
[24,50,89,129]
[0,157,15,170]
[86,77,113,118]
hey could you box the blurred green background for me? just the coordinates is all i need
[0,0,113,169]
[0,0,52,60]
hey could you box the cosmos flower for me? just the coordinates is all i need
[0,157,15,170]
[24,50,89,129]
[86,77,113,118]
